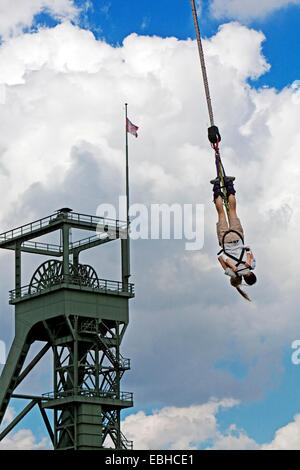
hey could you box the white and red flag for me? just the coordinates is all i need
[126,118,139,138]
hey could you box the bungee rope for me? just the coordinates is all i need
[190,0,214,127]
[190,0,230,218]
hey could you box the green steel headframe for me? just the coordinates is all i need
[0,208,134,450]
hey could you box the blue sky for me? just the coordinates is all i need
[69,0,300,90]
[216,347,300,444]
[34,0,300,90]
[1,0,300,451]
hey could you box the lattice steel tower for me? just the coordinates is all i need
[0,208,134,450]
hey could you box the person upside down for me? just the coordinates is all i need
[211,176,257,301]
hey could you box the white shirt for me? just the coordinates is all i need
[221,240,256,277]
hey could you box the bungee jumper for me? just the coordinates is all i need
[190,0,257,301]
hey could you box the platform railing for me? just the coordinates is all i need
[42,389,133,402]
[21,240,62,253]
[0,213,58,243]
[9,275,134,302]
[0,211,127,245]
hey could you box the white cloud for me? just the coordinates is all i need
[122,404,300,450]
[122,399,239,450]
[208,424,259,450]
[0,21,271,221]
[1,400,299,451]
[206,23,269,80]
[0,405,51,450]
[0,429,49,450]
[210,0,300,21]
[1,401,300,450]
[0,0,78,40]
[262,414,300,450]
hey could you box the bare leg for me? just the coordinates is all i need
[215,195,227,224]
[228,194,238,220]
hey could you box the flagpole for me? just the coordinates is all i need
[125,103,129,226]
[122,103,130,284]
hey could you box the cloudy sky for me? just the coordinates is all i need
[0,0,300,450]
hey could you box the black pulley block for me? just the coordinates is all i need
[208,125,221,144]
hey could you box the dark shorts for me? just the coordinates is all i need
[216,217,244,246]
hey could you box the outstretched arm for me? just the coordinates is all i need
[218,256,228,271]
[218,256,238,277]
[218,256,237,271]
[218,256,238,272]
[245,251,253,268]
[224,258,238,272]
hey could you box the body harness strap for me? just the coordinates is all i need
[217,230,252,271]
